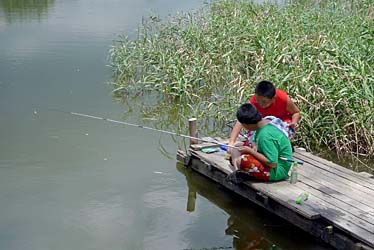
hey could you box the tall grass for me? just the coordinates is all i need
[110,0,374,159]
[0,0,55,22]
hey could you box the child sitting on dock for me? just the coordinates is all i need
[228,80,301,153]
[229,103,293,182]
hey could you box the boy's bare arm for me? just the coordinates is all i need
[227,121,243,153]
[286,97,301,128]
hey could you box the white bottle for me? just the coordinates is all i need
[290,161,298,184]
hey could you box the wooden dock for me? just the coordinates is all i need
[177,139,374,250]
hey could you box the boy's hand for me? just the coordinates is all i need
[249,142,257,152]
[287,123,297,139]
[227,142,234,154]
[288,123,297,132]
[238,146,253,154]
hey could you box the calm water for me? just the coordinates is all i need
[0,1,332,249]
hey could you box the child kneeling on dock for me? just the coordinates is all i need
[229,103,293,182]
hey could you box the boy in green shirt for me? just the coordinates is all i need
[230,103,292,182]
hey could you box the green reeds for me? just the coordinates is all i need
[110,0,374,159]
[0,0,55,22]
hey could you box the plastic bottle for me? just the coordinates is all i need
[295,192,309,205]
[289,161,298,184]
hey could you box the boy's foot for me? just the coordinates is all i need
[226,170,251,184]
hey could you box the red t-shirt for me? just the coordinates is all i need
[249,89,292,123]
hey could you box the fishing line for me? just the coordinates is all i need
[37,107,304,164]
[36,107,239,150]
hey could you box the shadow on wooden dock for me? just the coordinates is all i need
[177,139,374,250]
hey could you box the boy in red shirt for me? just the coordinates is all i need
[227,80,301,153]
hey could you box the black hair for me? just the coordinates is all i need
[236,103,262,125]
[255,80,276,99]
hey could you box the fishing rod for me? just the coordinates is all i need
[39,108,304,164]
[38,107,239,150]
[279,157,304,165]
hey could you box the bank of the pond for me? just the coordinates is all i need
[110,0,374,161]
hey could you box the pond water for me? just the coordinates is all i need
[0,0,332,249]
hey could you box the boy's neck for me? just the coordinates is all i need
[242,119,270,131]
[257,119,269,129]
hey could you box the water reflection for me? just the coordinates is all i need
[177,163,332,250]
[0,0,55,23]
[178,165,280,250]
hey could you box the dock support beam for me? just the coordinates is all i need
[189,118,198,145]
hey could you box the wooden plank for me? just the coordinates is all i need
[190,150,232,174]
[358,172,374,178]
[295,152,374,191]
[189,156,322,222]
[177,149,188,164]
[190,147,374,212]
[296,181,374,225]
[294,152,374,196]
[298,163,374,209]
[248,181,321,219]
[190,149,374,243]
[294,149,374,187]
[181,148,374,250]
[298,172,374,215]
[297,179,374,222]
[190,150,321,220]
[249,179,374,246]
[193,150,374,212]
[180,167,325,248]
[303,196,374,247]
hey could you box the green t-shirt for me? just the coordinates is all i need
[254,124,293,181]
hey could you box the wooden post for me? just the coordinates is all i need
[186,187,197,212]
[188,118,198,145]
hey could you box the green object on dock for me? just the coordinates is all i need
[201,147,219,153]
[296,192,309,205]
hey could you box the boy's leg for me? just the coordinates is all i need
[226,141,245,183]
[240,154,270,181]
[229,141,244,171]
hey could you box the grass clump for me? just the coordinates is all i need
[110,0,374,159]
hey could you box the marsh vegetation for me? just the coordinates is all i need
[0,0,55,22]
[110,0,374,170]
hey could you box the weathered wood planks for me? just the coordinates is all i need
[177,141,374,250]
